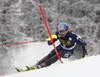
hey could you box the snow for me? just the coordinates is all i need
[2,53,100,77]
[1,40,100,77]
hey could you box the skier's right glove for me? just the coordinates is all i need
[82,51,88,58]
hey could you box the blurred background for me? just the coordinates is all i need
[0,0,100,75]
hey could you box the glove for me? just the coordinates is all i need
[48,38,57,45]
[50,38,55,42]
[82,51,88,58]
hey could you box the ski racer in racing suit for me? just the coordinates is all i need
[35,23,88,68]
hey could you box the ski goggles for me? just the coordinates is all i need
[58,30,67,34]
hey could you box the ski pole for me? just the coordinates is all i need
[3,34,57,47]
[3,39,45,47]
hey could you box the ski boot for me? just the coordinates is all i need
[37,62,47,69]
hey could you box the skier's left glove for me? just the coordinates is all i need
[50,38,55,42]
[82,51,88,58]
[48,38,57,45]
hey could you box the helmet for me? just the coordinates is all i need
[57,23,69,31]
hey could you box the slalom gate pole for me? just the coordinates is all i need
[39,5,63,63]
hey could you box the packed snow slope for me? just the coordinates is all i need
[2,55,100,77]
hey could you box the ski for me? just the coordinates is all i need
[15,68,28,72]
[15,66,37,72]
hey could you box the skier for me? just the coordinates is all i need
[35,23,88,69]
[16,23,88,72]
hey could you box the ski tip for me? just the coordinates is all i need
[15,68,20,72]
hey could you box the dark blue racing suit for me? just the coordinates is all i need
[47,31,87,59]
[37,31,87,67]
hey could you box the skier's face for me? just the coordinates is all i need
[60,31,67,37]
